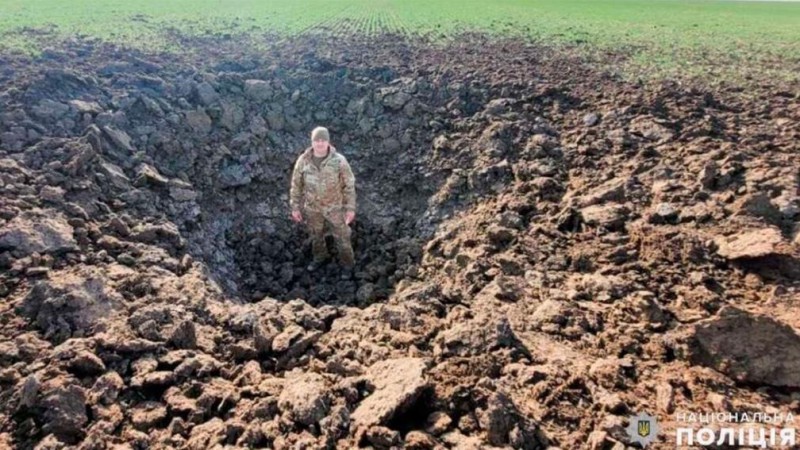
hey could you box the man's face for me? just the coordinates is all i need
[312,138,329,153]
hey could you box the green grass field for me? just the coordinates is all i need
[1,0,799,82]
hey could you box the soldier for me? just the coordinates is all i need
[290,126,356,274]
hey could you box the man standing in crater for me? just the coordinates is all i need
[290,126,357,275]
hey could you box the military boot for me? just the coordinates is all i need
[307,254,329,272]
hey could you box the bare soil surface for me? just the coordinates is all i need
[0,32,799,449]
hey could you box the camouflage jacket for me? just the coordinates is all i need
[290,146,356,214]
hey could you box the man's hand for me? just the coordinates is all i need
[291,210,303,223]
[345,210,355,225]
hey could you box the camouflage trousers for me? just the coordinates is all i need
[305,208,354,266]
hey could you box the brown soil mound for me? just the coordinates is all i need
[0,31,799,449]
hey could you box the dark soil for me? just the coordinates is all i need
[0,31,799,449]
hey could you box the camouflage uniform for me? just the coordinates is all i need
[290,145,356,266]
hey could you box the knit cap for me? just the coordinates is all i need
[311,126,330,141]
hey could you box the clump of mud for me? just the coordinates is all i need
[0,31,799,449]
